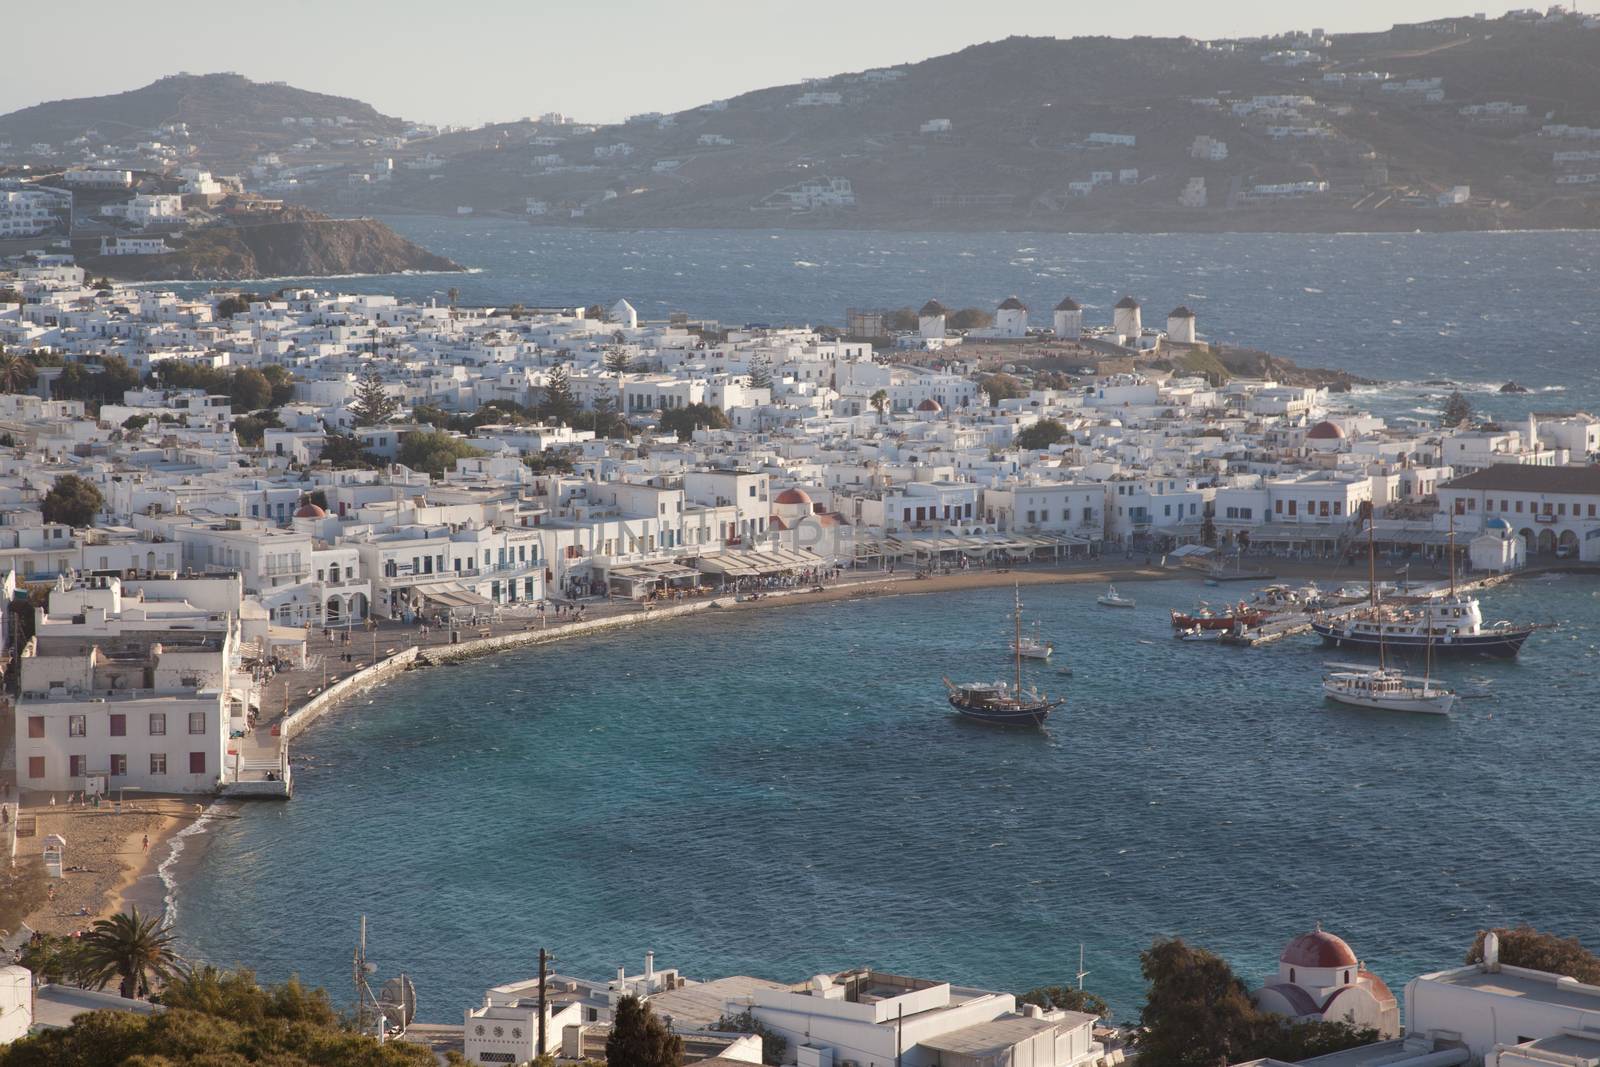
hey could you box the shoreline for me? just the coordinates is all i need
[13,798,211,938]
[79,556,1568,942]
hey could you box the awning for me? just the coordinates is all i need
[420,586,494,609]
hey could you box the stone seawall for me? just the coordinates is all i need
[279,597,733,745]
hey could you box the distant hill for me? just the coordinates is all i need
[7,14,1600,233]
[0,73,407,167]
[328,12,1599,232]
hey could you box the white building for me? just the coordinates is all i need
[1254,927,1400,1038]
[1166,307,1197,343]
[1111,296,1142,341]
[14,575,242,798]
[993,296,1028,337]
[1053,297,1083,340]
[1437,464,1600,560]
[1406,932,1600,1066]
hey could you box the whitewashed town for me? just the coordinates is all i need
[1,254,1598,803]
[2,254,1599,1064]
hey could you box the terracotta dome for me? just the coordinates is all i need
[916,398,943,412]
[294,502,327,519]
[1281,928,1358,968]
[774,487,813,507]
[1306,420,1346,440]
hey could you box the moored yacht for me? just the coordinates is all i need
[1321,667,1457,715]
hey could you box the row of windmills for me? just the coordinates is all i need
[915,295,1197,346]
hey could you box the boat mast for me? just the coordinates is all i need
[1447,509,1456,598]
[1366,501,1386,673]
[1013,583,1024,694]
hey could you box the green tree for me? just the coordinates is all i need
[604,347,635,376]
[1018,985,1110,1021]
[234,411,282,447]
[447,286,461,310]
[215,294,251,318]
[949,307,993,330]
[0,353,36,394]
[229,367,272,412]
[606,995,683,1067]
[1136,938,1378,1067]
[659,402,730,442]
[397,429,485,478]
[42,473,104,527]
[121,414,150,432]
[978,373,1027,403]
[318,433,382,469]
[349,369,401,426]
[260,364,296,406]
[592,392,623,438]
[887,307,919,332]
[541,364,577,424]
[747,354,774,390]
[524,449,576,474]
[1015,418,1068,450]
[1467,926,1600,983]
[1200,513,1218,548]
[1442,390,1472,427]
[74,907,184,1000]
[1135,938,1262,1067]
[16,933,89,986]
[869,389,889,422]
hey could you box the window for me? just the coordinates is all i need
[28,756,44,779]
[68,715,86,737]
[149,712,166,736]
[189,752,207,775]
[70,755,86,777]
[110,714,126,737]
[150,753,166,775]
[1516,500,1523,513]
[110,754,127,777]
[188,711,207,735]
[27,716,44,738]
[1275,500,1283,514]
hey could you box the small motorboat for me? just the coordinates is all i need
[1011,635,1054,660]
[1176,626,1223,643]
[1096,584,1135,609]
[1321,667,1456,715]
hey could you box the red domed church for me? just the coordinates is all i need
[1254,925,1399,1037]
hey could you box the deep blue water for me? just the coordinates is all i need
[174,574,1600,1023]
[169,220,1600,423]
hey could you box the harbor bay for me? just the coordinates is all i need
[172,572,1600,1023]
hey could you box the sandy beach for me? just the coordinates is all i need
[10,798,209,937]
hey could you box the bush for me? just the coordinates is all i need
[42,473,104,527]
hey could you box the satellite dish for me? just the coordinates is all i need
[380,975,417,1028]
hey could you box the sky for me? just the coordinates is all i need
[5,0,1508,127]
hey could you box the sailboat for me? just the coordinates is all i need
[1011,618,1054,660]
[945,586,1064,727]
[1321,507,1457,715]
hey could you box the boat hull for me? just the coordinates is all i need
[948,694,1059,727]
[1311,621,1534,658]
[1097,598,1135,609]
[1321,683,1456,715]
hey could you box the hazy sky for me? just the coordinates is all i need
[7,0,1496,127]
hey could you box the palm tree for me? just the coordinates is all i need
[869,389,889,424]
[0,352,35,395]
[74,907,185,999]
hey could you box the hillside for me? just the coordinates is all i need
[0,72,409,168]
[6,14,1600,233]
[313,12,1600,232]
[74,216,462,281]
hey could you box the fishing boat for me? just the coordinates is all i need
[1011,629,1055,661]
[1311,514,1543,659]
[1318,506,1457,715]
[944,586,1063,727]
[1176,626,1224,643]
[1170,602,1269,630]
[1096,584,1135,608]
[1321,667,1457,714]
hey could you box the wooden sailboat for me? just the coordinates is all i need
[945,586,1063,727]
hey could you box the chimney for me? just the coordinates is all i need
[618,966,626,982]
[1484,931,1501,972]
[645,951,654,981]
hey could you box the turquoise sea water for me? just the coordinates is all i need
[174,574,1600,1023]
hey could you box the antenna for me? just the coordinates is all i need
[352,916,384,1040]
[1076,944,1090,990]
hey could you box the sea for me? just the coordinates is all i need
[167,225,1600,1023]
